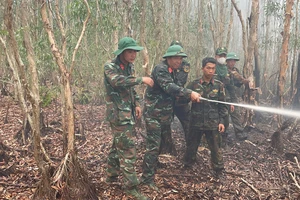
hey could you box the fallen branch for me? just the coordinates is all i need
[240,178,261,199]
[289,172,300,190]
[225,171,244,177]
[77,140,88,150]
[295,156,300,170]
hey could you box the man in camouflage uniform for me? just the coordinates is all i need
[214,47,247,147]
[159,40,191,155]
[183,57,227,177]
[141,45,201,189]
[104,37,153,200]
[226,52,249,140]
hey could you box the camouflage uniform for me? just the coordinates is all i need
[159,60,191,155]
[141,58,193,184]
[183,77,227,171]
[215,63,246,142]
[227,66,247,138]
[104,56,142,189]
[173,60,191,142]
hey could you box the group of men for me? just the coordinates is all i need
[104,37,249,199]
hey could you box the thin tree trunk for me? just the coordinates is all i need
[226,3,233,48]
[243,0,259,126]
[208,2,217,49]
[174,0,180,39]
[292,53,300,109]
[21,1,46,166]
[196,0,203,78]
[151,0,163,65]
[291,0,299,99]
[123,0,132,37]
[277,0,294,125]
[231,0,248,69]
[139,0,150,76]
[262,1,270,97]
[254,42,260,102]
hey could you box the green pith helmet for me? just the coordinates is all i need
[163,45,187,58]
[226,52,240,61]
[215,47,228,55]
[170,40,183,48]
[113,37,143,56]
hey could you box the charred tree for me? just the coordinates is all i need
[243,0,259,127]
[272,0,294,152]
[287,52,300,140]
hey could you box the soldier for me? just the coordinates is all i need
[214,47,246,147]
[183,57,227,178]
[140,45,201,190]
[104,37,153,200]
[226,52,249,140]
[159,40,191,155]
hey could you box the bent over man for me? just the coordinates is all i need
[159,40,191,155]
[141,45,201,190]
[104,37,153,200]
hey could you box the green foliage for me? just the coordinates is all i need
[40,85,59,107]
[75,87,91,105]
[264,1,284,20]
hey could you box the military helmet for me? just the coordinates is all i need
[113,37,143,56]
[170,40,183,48]
[215,47,228,55]
[226,52,239,61]
[163,45,187,58]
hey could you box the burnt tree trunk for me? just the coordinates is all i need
[272,0,294,152]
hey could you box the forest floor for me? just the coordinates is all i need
[1,95,300,200]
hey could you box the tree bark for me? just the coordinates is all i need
[196,0,204,78]
[40,0,76,152]
[291,0,299,99]
[226,4,234,48]
[242,0,259,126]
[151,0,163,65]
[277,0,294,125]
[231,0,248,69]
[123,0,132,37]
[292,53,300,109]
[139,0,150,76]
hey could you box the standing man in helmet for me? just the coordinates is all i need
[104,37,153,199]
[159,40,191,155]
[214,47,246,148]
[225,52,249,141]
[141,44,201,190]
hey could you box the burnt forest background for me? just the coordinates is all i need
[0,0,300,199]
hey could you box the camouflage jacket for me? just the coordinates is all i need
[144,60,193,124]
[215,63,237,103]
[104,57,142,125]
[187,77,227,130]
[173,60,190,105]
[174,60,190,87]
[228,66,244,88]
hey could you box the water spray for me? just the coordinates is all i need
[199,97,300,118]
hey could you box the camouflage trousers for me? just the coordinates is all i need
[141,118,169,183]
[159,103,190,155]
[184,127,224,170]
[224,106,246,140]
[106,123,139,188]
[174,103,190,144]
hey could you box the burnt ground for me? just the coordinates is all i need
[0,95,300,200]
